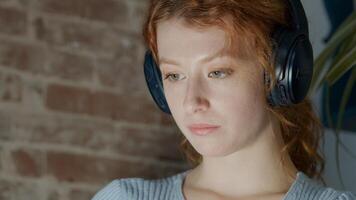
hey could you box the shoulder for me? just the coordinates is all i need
[335,191,356,200]
[318,187,356,200]
[294,172,356,200]
[90,171,186,200]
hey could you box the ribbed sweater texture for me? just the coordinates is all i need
[91,170,356,200]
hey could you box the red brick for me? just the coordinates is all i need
[35,0,129,24]
[94,90,160,123]
[0,72,22,102]
[45,84,93,114]
[46,151,164,184]
[0,6,27,36]
[3,112,116,150]
[34,17,140,56]
[0,0,29,8]
[0,39,46,71]
[11,148,44,177]
[1,112,183,161]
[0,0,192,198]
[45,84,162,124]
[160,113,176,126]
[0,179,41,200]
[114,126,182,161]
[21,78,46,111]
[69,189,96,200]
[96,57,146,95]
[47,50,94,82]
[0,113,11,139]
[129,2,150,34]
[47,191,60,200]
[0,39,96,82]
[0,145,3,170]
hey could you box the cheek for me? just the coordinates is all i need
[162,84,184,117]
[220,74,266,125]
[225,88,261,119]
[163,84,177,105]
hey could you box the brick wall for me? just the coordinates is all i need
[0,0,189,199]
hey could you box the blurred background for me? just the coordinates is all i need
[0,0,354,199]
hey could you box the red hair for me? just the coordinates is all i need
[142,0,325,183]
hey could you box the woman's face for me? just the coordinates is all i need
[156,18,271,157]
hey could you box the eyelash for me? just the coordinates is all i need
[163,68,234,82]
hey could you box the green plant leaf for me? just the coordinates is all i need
[312,12,356,190]
[324,84,356,190]
[315,34,356,90]
[326,45,356,85]
[320,35,356,87]
[309,12,356,95]
[331,33,356,70]
[333,57,356,162]
[324,86,346,190]
[313,12,356,74]
[336,67,356,131]
[335,68,356,190]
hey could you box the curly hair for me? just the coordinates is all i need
[142,0,325,184]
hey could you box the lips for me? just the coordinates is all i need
[188,123,220,136]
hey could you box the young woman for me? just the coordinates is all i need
[92,0,356,199]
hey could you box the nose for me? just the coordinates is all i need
[183,77,210,114]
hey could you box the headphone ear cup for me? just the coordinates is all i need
[269,29,300,106]
[288,35,314,103]
[269,28,313,107]
[266,27,284,106]
[271,27,286,48]
[143,50,172,114]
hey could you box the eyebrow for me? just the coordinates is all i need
[159,47,231,66]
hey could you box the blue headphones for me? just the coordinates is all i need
[143,0,313,115]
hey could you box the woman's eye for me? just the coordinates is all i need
[164,73,184,82]
[163,68,233,82]
[208,69,233,78]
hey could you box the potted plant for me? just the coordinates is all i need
[307,10,356,189]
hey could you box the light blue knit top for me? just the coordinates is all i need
[91,169,356,200]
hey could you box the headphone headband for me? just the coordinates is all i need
[286,0,309,34]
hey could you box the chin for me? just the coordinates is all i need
[192,141,238,157]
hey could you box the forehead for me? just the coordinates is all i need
[156,18,232,63]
